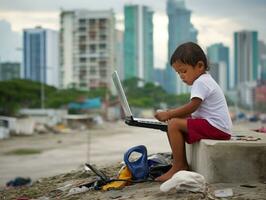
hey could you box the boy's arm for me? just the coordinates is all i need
[167,97,202,118]
[155,97,202,121]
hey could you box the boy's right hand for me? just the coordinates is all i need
[154,111,170,122]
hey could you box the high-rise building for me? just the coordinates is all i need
[164,0,198,94]
[154,68,166,88]
[23,27,59,87]
[116,30,124,81]
[60,9,116,90]
[207,43,230,90]
[234,30,258,88]
[208,62,227,91]
[124,5,154,83]
[259,41,266,81]
[0,62,20,81]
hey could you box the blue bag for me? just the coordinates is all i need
[124,145,149,180]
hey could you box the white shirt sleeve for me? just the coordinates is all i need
[190,80,210,101]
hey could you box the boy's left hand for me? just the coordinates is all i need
[154,111,170,122]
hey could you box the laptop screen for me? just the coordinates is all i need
[112,71,133,117]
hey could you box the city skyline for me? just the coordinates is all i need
[0,0,266,69]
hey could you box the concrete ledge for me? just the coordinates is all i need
[186,130,266,183]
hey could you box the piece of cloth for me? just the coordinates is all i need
[6,177,31,187]
[190,73,232,134]
[102,166,132,191]
[160,170,206,193]
[186,118,231,144]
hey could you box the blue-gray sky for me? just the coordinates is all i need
[0,0,265,67]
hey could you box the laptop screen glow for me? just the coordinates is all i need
[112,71,133,117]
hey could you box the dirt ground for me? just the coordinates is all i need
[0,121,266,199]
[0,121,170,186]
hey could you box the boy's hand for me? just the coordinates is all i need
[154,111,170,122]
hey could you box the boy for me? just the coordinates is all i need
[155,42,232,182]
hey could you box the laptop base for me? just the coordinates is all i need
[125,118,167,132]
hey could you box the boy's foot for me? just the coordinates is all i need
[155,165,189,182]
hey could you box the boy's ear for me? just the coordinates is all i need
[196,61,205,70]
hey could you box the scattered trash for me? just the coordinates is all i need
[214,188,233,198]
[124,145,149,180]
[240,184,257,188]
[148,153,169,166]
[160,170,206,193]
[67,186,90,196]
[149,164,172,179]
[253,127,266,133]
[16,197,29,200]
[57,183,73,192]
[102,165,132,191]
[231,135,261,141]
[6,177,31,187]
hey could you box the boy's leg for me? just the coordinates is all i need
[156,118,189,182]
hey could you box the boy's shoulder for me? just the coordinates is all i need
[195,73,212,84]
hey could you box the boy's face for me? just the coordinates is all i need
[172,61,205,86]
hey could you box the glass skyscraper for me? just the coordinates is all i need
[234,31,258,88]
[164,0,198,94]
[124,5,154,83]
[23,27,59,87]
[207,43,230,90]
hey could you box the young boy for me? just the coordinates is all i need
[154,42,232,182]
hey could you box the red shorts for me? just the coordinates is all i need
[186,118,231,144]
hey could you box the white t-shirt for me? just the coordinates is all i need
[190,73,232,134]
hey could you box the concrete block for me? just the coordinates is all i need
[186,131,266,183]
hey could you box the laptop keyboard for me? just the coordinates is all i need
[134,118,167,125]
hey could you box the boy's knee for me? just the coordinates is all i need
[168,118,181,128]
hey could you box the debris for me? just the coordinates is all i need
[214,188,233,198]
[124,145,149,180]
[240,184,257,188]
[6,177,31,187]
[102,165,132,191]
[253,127,266,133]
[231,135,261,141]
[67,186,90,196]
[160,170,206,193]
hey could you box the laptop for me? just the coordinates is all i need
[112,71,167,132]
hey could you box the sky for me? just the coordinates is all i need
[0,0,266,68]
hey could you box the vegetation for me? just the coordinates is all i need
[1,78,239,116]
[4,148,42,155]
[122,77,189,109]
[0,79,107,116]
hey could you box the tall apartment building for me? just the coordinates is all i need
[164,0,198,94]
[234,30,258,88]
[59,10,115,90]
[124,5,154,83]
[23,27,59,87]
[207,43,230,90]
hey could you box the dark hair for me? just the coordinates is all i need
[170,42,209,70]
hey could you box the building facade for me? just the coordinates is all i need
[259,41,266,81]
[208,62,227,92]
[0,62,20,81]
[23,27,59,87]
[123,5,154,83]
[164,0,198,94]
[234,30,258,88]
[207,43,230,90]
[59,9,116,90]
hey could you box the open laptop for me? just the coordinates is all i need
[112,71,167,132]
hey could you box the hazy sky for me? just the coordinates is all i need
[0,0,265,67]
